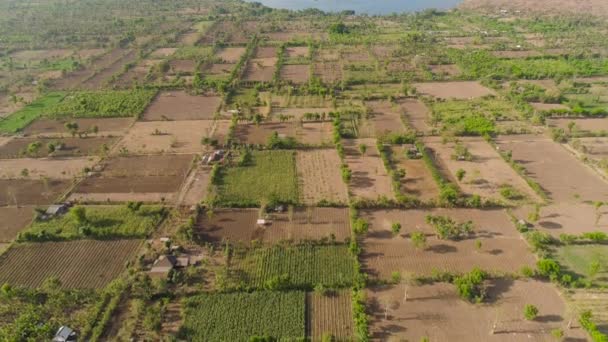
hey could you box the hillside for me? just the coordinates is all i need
[460,0,608,17]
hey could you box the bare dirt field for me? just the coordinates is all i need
[80,50,137,90]
[307,291,353,342]
[243,58,277,82]
[391,145,440,201]
[360,208,535,279]
[215,47,246,63]
[413,81,495,100]
[366,101,406,136]
[234,122,333,146]
[141,91,221,121]
[313,63,342,83]
[51,48,127,90]
[286,47,309,58]
[169,59,196,74]
[343,139,394,201]
[496,135,608,202]
[571,137,608,160]
[22,117,134,137]
[150,48,177,58]
[9,49,72,62]
[548,118,608,133]
[178,31,201,45]
[399,98,432,132]
[0,91,35,118]
[177,165,211,206]
[203,63,235,77]
[280,65,310,84]
[0,179,70,206]
[367,280,586,341]
[0,137,117,159]
[512,203,608,237]
[71,154,193,203]
[425,137,540,203]
[296,149,349,205]
[197,208,351,245]
[0,157,98,179]
[0,207,35,242]
[255,47,277,59]
[0,239,142,289]
[114,120,223,154]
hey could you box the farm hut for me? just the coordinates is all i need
[46,204,69,217]
[149,255,190,277]
[53,326,77,342]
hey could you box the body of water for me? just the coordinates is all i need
[245,0,462,15]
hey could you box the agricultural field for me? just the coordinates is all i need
[0,239,141,288]
[343,138,395,201]
[360,208,535,279]
[215,150,299,206]
[198,207,351,244]
[71,154,193,203]
[2,0,608,341]
[180,291,305,341]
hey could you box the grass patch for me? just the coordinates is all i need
[180,291,305,341]
[0,92,65,133]
[19,205,166,241]
[46,89,157,119]
[555,244,608,285]
[172,46,213,60]
[216,150,299,206]
[230,245,356,289]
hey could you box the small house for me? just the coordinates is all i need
[46,204,69,217]
[53,326,77,342]
[149,255,190,278]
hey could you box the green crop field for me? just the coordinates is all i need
[20,205,165,241]
[556,245,608,285]
[46,89,157,119]
[230,245,357,289]
[180,291,305,341]
[217,150,299,206]
[0,92,65,133]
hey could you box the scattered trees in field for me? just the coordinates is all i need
[425,215,473,240]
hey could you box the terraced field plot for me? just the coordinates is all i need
[307,291,353,341]
[343,138,394,201]
[0,157,97,179]
[413,81,495,99]
[0,207,35,242]
[234,122,333,146]
[296,149,349,204]
[22,117,134,137]
[0,179,70,206]
[0,136,117,159]
[141,91,221,121]
[0,239,141,288]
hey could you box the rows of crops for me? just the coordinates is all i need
[0,239,141,289]
[46,89,157,118]
[181,291,305,341]
[231,245,356,289]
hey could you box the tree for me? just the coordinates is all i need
[70,206,87,225]
[454,268,487,303]
[26,141,42,157]
[328,22,348,35]
[391,222,401,236]
[524,304,539,321]
[411,232,427,250]
[359,144,367,155]
[426,215,473,240]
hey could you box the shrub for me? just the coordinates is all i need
[524,304,539,320]
[454,268,487,303]
[426,215,473,240]
[456,168,466,181]
[411,232,427,250]
[391,223,401,236]
[536,258,561,279]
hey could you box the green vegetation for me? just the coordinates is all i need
[229,245,356,290]
[19,205,166,241]
[172,46,213,60]
[47,90,157,118]
[215,150,299,207]
[426,215,474,240]
[0,92,65,133]
[180,291,305,341]
[454,268,488,303]
[579,311,608,342]
[524,304,539,320]
[555,244,608,285]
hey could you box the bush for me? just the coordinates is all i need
[454,268,487,303]
[411,232,427,250]
[536,258,561,279]
[391,223,401,236]
[524,304,539,320]
[426,215,473,240]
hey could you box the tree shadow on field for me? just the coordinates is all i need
[488,249,503,255]
[350,171,375,189]
[539,220,562,229]
[484,278,515,304]
[535,314,563,323]
[427,244,457,254]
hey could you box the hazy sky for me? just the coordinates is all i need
[245,0,462,15]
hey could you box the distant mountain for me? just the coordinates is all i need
[459,0,608,17]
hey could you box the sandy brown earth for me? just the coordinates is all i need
[343,139,395,201]
[496,135,608,203]
[307,291,353,341]
[114,120,223,154]
[399,98,432,132]
[234,122,333,146]
[142,91,221,121]
[215,47,246,63]
[280,64,310,84]
[360,208,535,279]
[512,203,608,237]
[0,207,36,242]
[177,165,211,206]
[22,117,134,137]
[0,157,98,180]
[197,208,351,245]
[296,149,349,205]
[460,0,608,17]
[0,137,117,159]
[425,137,540,203]
[366,100,406,136]
[367,280,586,341]
[391,145,440,202]
[414,81,495,100]
[0,179,71,206]
[548,118,608,133]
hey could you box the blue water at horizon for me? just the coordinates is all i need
[244,0,462,15]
